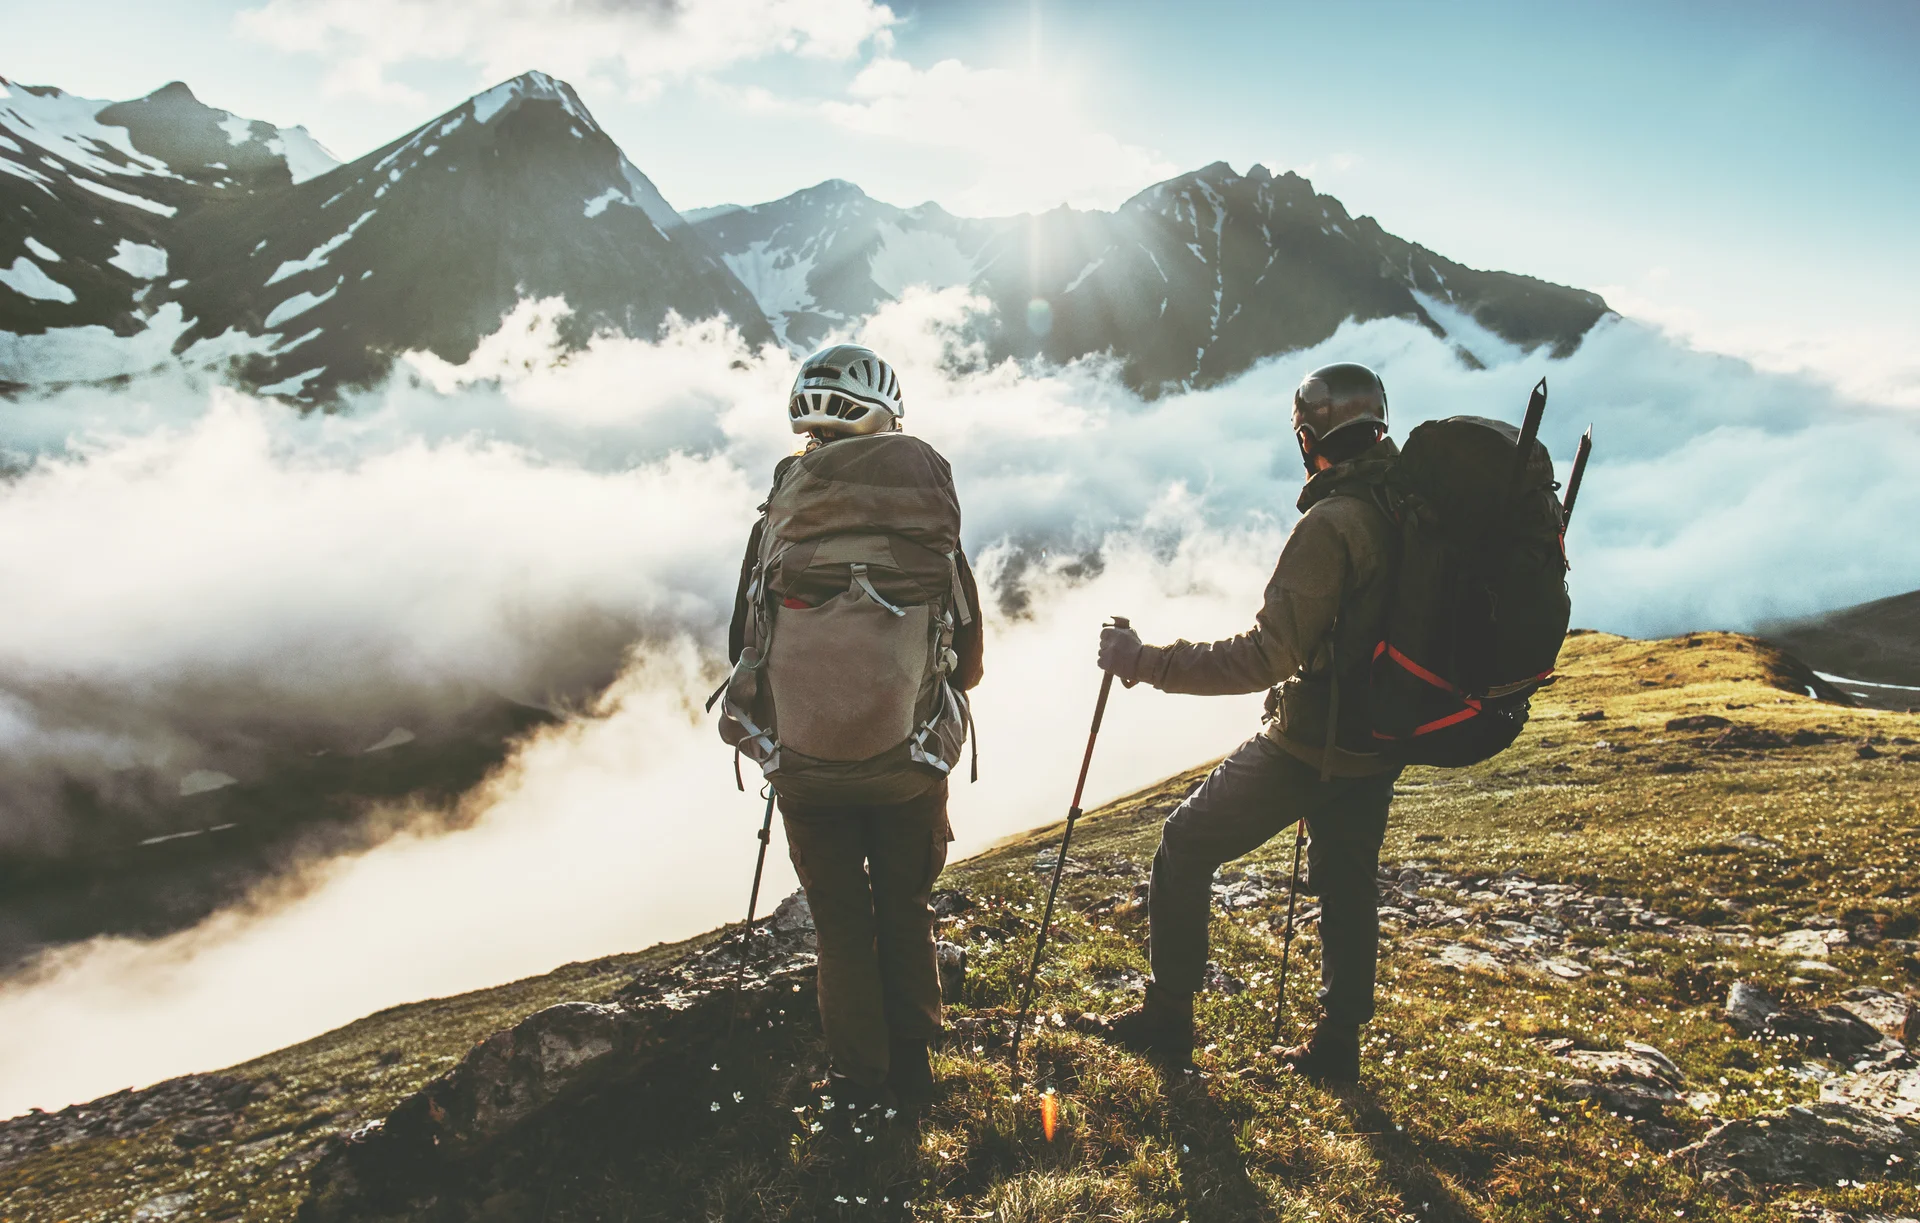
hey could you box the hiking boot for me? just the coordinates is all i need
[1275,1022,1361,1084]
[886,1038,935,1107]
[1078,982,1193,1066]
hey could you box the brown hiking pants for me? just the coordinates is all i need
[780,781,952,1088]
[1151,733,1397,1029]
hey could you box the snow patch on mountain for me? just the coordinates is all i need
[259,365,326,398]
[721,241,820,344]
[264,283,340,329]
[0,78,175,179]
[265,210,376,285]
[0,255,75,303]
[24,237,59,261]
[0,303,280,384]
[867,222,976,300]
[68,176,177,217]
[266,127,340,185]
[108,239,168,279]
[582,160,680,231]
[217,112,253,146]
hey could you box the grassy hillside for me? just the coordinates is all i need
[3,631,1918,1221]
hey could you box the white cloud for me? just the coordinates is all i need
[1598,276,1920,411]
[234,0,897,104]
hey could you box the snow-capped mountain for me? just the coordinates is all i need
[690,179,1003,349]
[1,71,771,398]
[5,69,1607,401]
[0,76,338,378]
[694,163,1612,390]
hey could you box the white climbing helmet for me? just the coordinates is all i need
[787,344,904,436]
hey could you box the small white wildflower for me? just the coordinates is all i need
[733,1091,744,1103]
[709,1101,720,1112]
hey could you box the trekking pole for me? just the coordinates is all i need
[1272,820,1307,1043]
[1007,615,1130,1087]
[730,787,778,1036]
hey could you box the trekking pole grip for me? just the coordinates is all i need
[1108,614,1137,690]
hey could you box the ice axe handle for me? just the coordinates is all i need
[1561,427,1594,528]
[1507,377,1548,501]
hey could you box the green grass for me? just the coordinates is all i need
[4,630,1918,1221]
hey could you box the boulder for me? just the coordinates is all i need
[935,940,968,1003]
[1710,726,1791,751]
[1824,1067,1920,1121]
[768,889,813,939]
[1677,1102,1916,1193]
[1666,714,1733,731]
[1558,1042,1686,1118]
[300,916,821,1221]
[1776,928,1848,958]
[1725,982,1782,1035]
[930,888,976,919]
[1840,987,1920,1044]
[1766,1005,1891,1061]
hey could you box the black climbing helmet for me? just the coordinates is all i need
[1292,362,1389,451]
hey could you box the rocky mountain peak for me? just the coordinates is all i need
[469,69,597,131]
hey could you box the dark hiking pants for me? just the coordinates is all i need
[1149,733,1398,1029]
[780,782,952,1088]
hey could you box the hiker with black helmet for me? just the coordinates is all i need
[1086,362,1402,1083]
[719,344,984,1116]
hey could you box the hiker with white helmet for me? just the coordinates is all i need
[718,344,984,1117]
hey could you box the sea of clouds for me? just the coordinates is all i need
[1,288,1917,1115]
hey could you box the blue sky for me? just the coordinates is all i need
[6,0,1917,402]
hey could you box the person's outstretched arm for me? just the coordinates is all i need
[1104,505,1353,694]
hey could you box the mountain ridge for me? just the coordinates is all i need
[7,69,1609,401]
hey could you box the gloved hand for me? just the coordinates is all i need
[1098,623,1145,681]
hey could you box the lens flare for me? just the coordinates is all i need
[1040,1089,1058,1141]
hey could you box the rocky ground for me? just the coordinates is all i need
[3,630,1919,1221]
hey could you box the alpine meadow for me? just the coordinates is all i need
[2,4,1919,1221]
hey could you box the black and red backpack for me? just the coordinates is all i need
[1364,380,1587,767]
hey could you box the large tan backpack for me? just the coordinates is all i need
[717,433,974,804]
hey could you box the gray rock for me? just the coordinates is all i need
[1677,1102,1916,1193]
[303,923,822,1220]
[930,888,976,919]
[1725,982,1782,1035]
[1777,928,1848,958]
[935,940,967,1002]
[0,1072,265,1173]
[1766,1005,1891,1061]
[131,1193,196,1221]
[1840,987,1920,1044]
[1202,961,1247,995]
[1435,944,1506,975]
[1558,1042,1686,1117]
[1824,1067,1920,1121]
[768,890,812,936]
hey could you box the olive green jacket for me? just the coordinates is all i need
[1132,440,1401,776]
